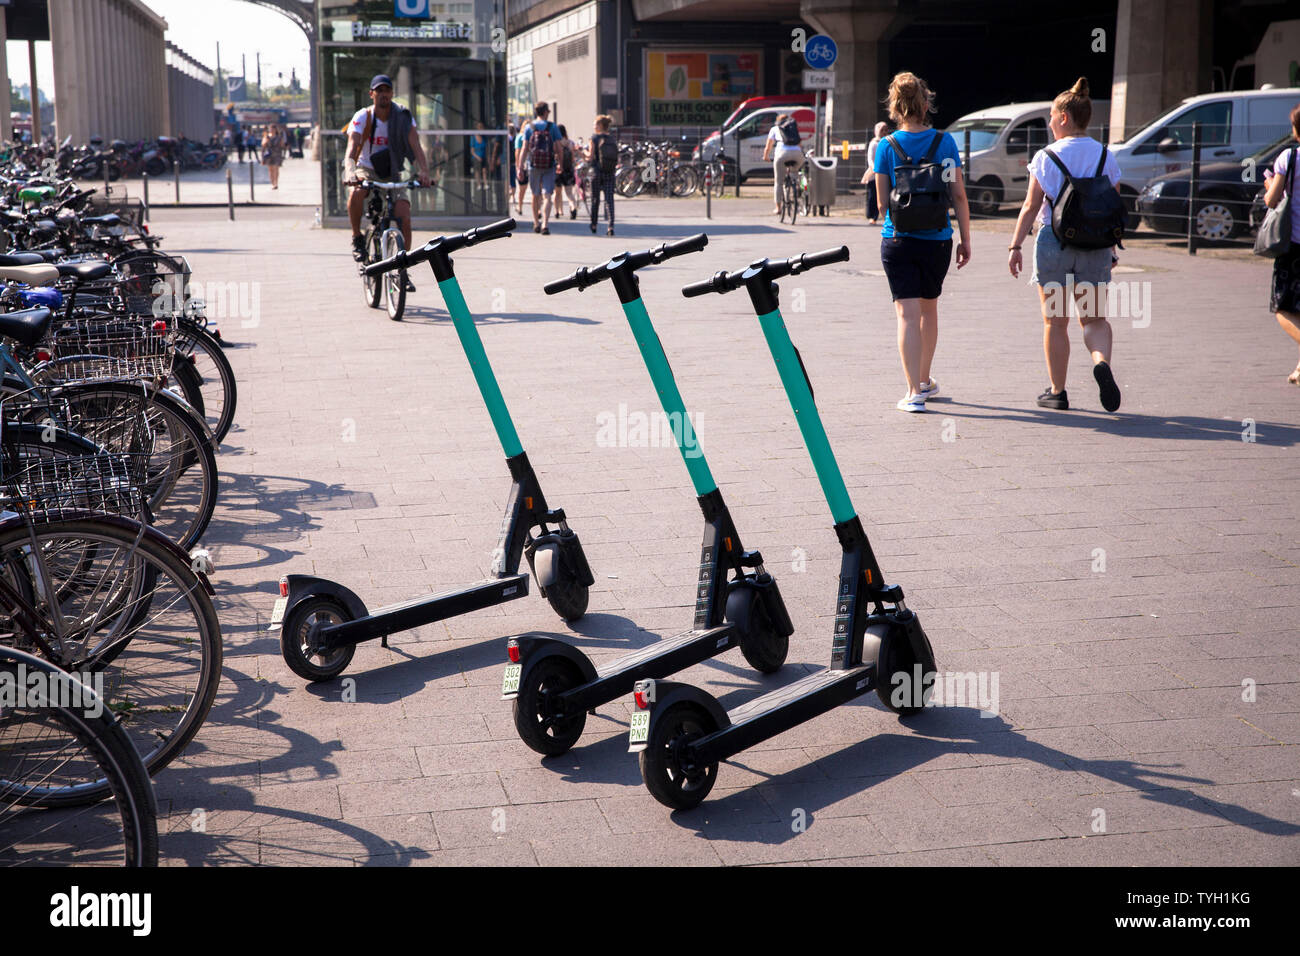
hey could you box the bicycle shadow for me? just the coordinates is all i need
[941,400,1300,446]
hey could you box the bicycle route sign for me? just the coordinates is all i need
[803,34,838,70]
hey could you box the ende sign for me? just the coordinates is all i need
[802,69,834,90]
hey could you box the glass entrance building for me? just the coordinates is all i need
[317,0,508,224]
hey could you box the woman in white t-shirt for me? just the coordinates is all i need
[1262,103,1300,384]
[762,114,804,215]
[1008,77,1122,413]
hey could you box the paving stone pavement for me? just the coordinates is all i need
[149,198,1299,866]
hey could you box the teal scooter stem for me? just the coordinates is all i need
[500,235,795,758]
[627,246,939,811]
[272,219,596,683]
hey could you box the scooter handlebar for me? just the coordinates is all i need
[791,245,850,273]
[543,265,593,295]
[681,270,738,298]
[546,233,706,296]
[365,218,516,276]
[364,248,410,277]
[463,217,516,247]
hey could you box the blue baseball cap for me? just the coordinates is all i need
[370,75,393,90]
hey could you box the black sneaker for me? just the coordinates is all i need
[351,234,366,261]
[404,277,416,293]
[533,222,541,233]
[542,226,550,235]
[569,208,576,220]
[1036,387,1068,410]
[606,227,614,237]
[590,222,597,234]
[1093,361,1121,412]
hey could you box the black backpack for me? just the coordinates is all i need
[778,117,801,146]
[886,132,950,233]
[595,133,618,175]
[1042,145,1126,249]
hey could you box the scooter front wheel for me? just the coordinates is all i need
[875,619,936,717]
[727,587,787,674]
[280,596,357,682]
[640,702,718,810]
[533,543,589,622]
[513,657,587,755]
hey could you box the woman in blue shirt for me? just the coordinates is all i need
[874,72,972,412]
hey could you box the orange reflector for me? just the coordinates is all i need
[525,497,533,510]
[865,569,873,584]
[724,537,733,552]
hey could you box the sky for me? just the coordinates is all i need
[8,0,311,104]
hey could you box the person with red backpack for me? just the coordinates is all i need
[1008,77,1124,413]
[517,101,561,234]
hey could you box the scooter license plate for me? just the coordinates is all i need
[501,663,522,698]
[269,597,287,630]
[628,711,650,748]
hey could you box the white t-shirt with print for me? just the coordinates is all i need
[1029,136,1121,226]
[767,125,802,161]
[349,107,418,171]
[1270,147,1300,243]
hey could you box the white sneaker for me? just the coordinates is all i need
[917,378,940,400]
[896,393,926,413]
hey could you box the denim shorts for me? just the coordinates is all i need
[1031,226,1114,287]
[528,167,556,195]
[880,236,952,300]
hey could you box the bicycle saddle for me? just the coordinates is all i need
[0,307,54,347]
[0,264,60,285]
[55,260,112,282]
[0,252,47,267]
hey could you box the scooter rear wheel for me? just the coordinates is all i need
[640,702,718,810]
[280,596,357,682]
[513,657,587,755]
[727,587,787,674]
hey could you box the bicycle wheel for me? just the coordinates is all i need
[0,516,223,794]
[0,647,158,866]
[784,175,798,225]
[172,322,237,446]
[383,229,406,322]
[41,383,218,550]
[671,165,698,197]
[362,229,381,309]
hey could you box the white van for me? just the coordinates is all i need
[696,107,816,179]
[944,101,1109,215]
[1108,89,1300,210]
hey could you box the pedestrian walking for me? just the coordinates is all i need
[587,113,617,236]
[554,124,578,220]
[1262,103,1300,384]
[1007,77,1125,412]
[862,120,888,223]
[873,72,971,412]
[513,119,528,215]
[262,123,286,190]
[518,101,560,234]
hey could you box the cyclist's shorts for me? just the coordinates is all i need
[355,166,409,205]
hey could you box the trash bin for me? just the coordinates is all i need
[807,156,838,211]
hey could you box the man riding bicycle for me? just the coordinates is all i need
[346,75,433,283]
[762,113,804,215]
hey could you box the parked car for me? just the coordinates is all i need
[1109,88,1299,228]
[694,106,816,179]
[1135,132,1295,240]
[944,100,1110,215]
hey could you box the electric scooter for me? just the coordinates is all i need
[501,234,794,755]
[271,219,596,681]
[627,246,939,810]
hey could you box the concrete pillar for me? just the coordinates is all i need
[0,15,11,143]
[28,40,40,138]
[1109,0,1212,141]
[799,0,905,144]
[50,0,83,142]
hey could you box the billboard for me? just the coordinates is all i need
[645,49,760,126]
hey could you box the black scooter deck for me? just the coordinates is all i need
[693,664,875,764]
[562,624,738,712]
[321,573,530,648]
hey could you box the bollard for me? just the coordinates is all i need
[103,160,111,199]
[1186,121,1201,256]
[142,171,150,222]
[705,163,712,220]
[249,160,255,202]
[174,161,181,205]
[226,166,235,220]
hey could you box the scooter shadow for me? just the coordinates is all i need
[664,708,1300,845]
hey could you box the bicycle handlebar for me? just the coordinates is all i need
[364,217,516,276]
[544,233,708,295]
[681,246,850,298]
